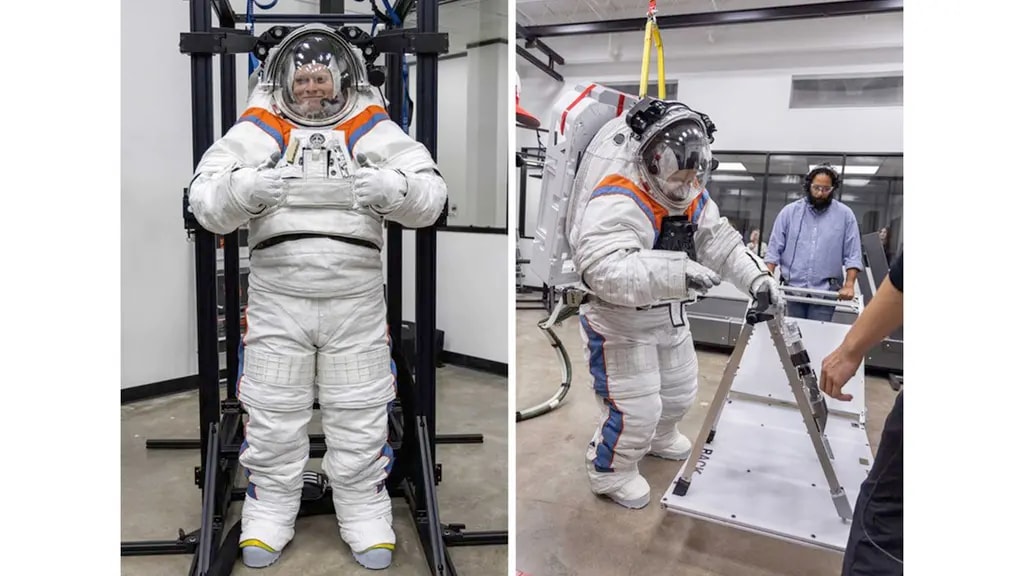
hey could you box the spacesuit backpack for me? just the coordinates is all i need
[528,84,640,290]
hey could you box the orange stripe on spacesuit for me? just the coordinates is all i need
[336,105,390,155]
[683,189,711,224]
[591,174,668,233]
[237,107,294,152]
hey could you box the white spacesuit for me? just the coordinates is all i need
[566,98,782,509]
[188,25,446,570]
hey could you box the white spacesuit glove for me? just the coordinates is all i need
[353,167,407,213]
[231,153,286,214]
[750,274,783,307]
[687,260,722,292]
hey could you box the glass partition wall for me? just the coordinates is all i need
[708,152,903,263]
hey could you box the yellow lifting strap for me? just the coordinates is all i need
[639,0,666,99]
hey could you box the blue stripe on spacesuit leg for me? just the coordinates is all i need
[581,316,624,473]
[595,407,624,473]
[382,443,395,475]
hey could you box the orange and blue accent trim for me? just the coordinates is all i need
[581,315,624,473]
[236,107,294,154]
[591,174,669,244]
[337,105,390,156]
[685,190,712,224]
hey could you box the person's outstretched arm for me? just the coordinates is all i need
[820,251,904,400]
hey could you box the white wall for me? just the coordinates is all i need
[122,1,507,389]
[122,0,200,390]
[408,42,509,228]
[384,230,508,364]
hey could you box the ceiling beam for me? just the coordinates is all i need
[521,0,903,38]
[516,23,565,65]
[516,45,564,81]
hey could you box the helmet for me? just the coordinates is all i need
[260,24,368,127]
[628,98,716,210]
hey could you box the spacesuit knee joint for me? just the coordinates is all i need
[316,346,395,408]
[239,349,316,411]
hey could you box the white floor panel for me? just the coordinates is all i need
[661,397,873,552]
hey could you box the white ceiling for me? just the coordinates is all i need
[515,1,902,74]
[516,0,845,27]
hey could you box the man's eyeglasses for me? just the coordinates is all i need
[811,185,834,193]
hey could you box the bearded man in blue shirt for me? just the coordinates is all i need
[765,163,863,321]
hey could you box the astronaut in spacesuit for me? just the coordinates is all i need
[188,24,446,569]
[567,97,782,509]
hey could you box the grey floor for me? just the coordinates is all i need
[515,308,899,576]
[122,365,508,576]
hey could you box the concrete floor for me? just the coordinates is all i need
[515,308,899,576]
[122,364,508,576]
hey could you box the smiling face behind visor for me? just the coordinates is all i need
[267,29,361,126]
[636,114,713,211]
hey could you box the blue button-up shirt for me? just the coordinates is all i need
[765,198,863,291]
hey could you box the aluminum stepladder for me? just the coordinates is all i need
[673,287,855,521]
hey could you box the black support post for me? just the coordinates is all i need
[415,0,440,464]
[385,45,405,365]
[220,44,241,397]
[190,0,221,466]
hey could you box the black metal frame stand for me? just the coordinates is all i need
[120,2,506,574]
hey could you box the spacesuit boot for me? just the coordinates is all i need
[352,541,394,570]
[586,460,651,509]
[649,425,693,461]
[240,540,282,568]
[606,475,651,509]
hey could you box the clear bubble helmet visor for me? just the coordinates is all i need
[263,25,367,126]
[636,112,713,208]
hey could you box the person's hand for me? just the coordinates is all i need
[820,346,860,401]
[234,153,286,212]
[750,274,783,307]
[353,167,407,213]
[686,261,721,292]
[838,284,856,301]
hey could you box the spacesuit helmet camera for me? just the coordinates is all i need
[627,97,717,210]
[264,24,367,127]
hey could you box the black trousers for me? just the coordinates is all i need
[842,391,904,575]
